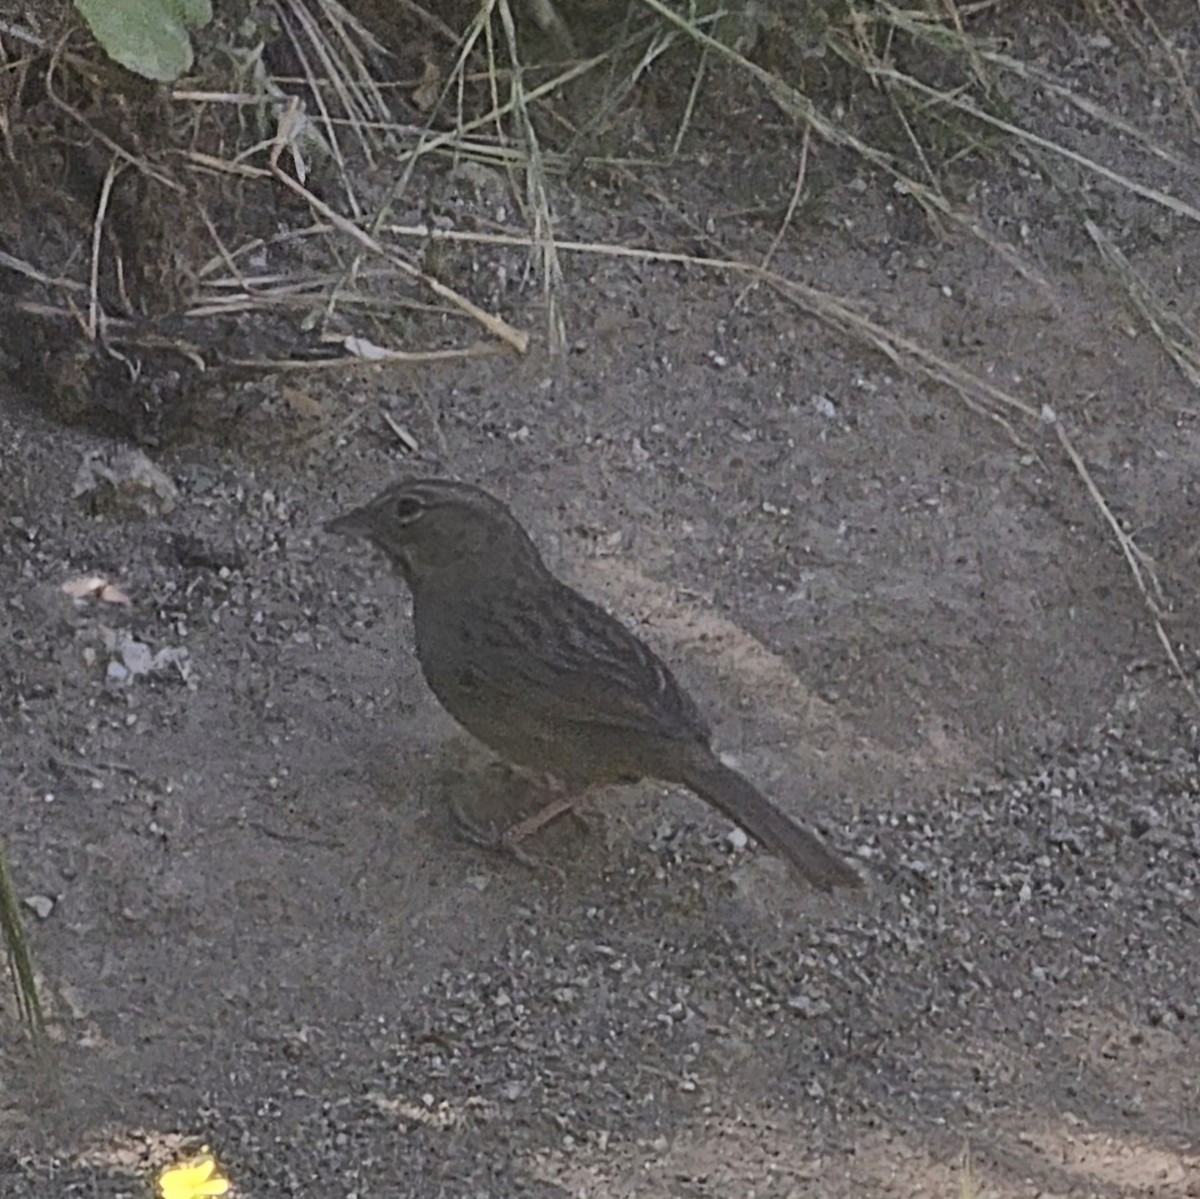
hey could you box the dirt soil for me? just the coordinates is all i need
[2,8,1199,1198]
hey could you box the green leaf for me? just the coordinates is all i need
[75,0,213,83]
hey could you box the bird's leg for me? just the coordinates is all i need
[449,775,582,874]
[499,791,579,847]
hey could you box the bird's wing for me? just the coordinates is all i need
[439,580,708,743]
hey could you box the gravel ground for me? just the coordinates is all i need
[2,5,1199,1197]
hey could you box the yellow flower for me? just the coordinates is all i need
[158,1154,231,1199]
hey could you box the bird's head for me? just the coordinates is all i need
[326,477,543,588]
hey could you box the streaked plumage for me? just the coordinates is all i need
[328,478,860,889]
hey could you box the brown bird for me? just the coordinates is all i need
[327,478,860,889]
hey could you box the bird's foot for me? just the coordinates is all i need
[449,794,576,880]
[448,795,504,849]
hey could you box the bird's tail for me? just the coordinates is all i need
[680,752,861,890]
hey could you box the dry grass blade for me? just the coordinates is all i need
[774,275,1195,701]
[937,0,991,94]
[0,250,87,292]
[1052,420,1195,705]
[272,0,380,217]
[397,53,607,164]
[225,341,506,369]
[88,158,119,340]
[385,218,1039,427]
[734,125,812,310]
[42,41,180,190]
[180,100,529,353]
[1126,0,1200,135]
[388,0,460,44]
[1085,220,1200,393]
[958,1143,976,1199]
[495,0,565,349]
[260,98,528,351]
[637,0,1053,296]
[763,272,1036,435]
[876,4,1197,173]
[275,0,392,149]
[567,16,684,158]
[0,840,45,1041]
[306,0,613,341]
[671,41,709,159]
[856,63,1200,226]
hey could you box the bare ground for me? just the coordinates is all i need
[1,8,1199,1197]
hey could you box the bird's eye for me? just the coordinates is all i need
[393,496,425,523]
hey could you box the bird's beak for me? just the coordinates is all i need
[325,507,374,538]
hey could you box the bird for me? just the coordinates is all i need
[326,477,860,889]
